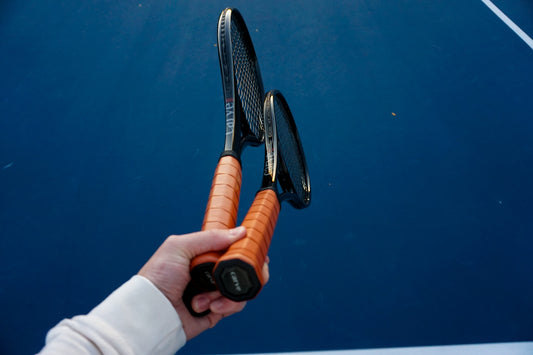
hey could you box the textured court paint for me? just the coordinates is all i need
[481,0,533,49]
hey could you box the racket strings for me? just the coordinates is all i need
[273,99,310,205]
[231,20,264,141]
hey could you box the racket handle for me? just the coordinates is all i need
[213,189,280,301]
[182,281,211,318]
[190,155,242,291]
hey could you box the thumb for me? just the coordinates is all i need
[179,226,246,258]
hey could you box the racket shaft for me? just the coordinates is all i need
[190,155,242,290]
[214,189,280,301]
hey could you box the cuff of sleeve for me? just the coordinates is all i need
[89,275,186,354]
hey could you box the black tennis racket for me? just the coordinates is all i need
[213,90,311,301]
[184,8,265,316]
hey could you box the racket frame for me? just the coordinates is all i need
[185,7,265,316]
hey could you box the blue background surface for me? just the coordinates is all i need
[1,1,532,354]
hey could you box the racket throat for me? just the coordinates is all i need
[220,150,242,164]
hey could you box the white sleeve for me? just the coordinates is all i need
[38,275,187,355]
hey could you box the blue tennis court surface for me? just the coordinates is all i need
[1,1,532,354]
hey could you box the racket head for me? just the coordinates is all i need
[265,90,311,209]
[218,8,265,154]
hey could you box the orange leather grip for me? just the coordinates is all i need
[201,155,242,230]
[190,155,242,291]
[213,189,280,301]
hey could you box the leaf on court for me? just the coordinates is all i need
[391,112,397,117]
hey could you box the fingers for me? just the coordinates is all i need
[262,259,270,285]
[188,257,268,318]
[191,290,219,314]
[175,226,247,259]
[191,290,246,315]
[210,295,247,315]
[180,288,248,340]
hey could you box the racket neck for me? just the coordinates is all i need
[258,185,279,201]
[220,150,242,164]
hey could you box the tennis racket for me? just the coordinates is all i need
[189,8,265,292]
[213,90,311,302]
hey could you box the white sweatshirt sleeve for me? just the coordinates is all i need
[38,275,187,355]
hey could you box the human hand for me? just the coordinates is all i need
[138,227,269,340]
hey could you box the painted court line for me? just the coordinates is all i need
[241,341,533,355]
[481,0,533,50]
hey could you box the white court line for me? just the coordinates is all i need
[240,341,533,355]
[481,0,533,50]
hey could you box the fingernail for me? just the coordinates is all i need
[210,298,225,312]
[194,295,210,312]
[229,226,246,237]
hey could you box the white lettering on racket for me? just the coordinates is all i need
[230,271,242,292]
[225,101,234,135]
[203,270,215,285]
